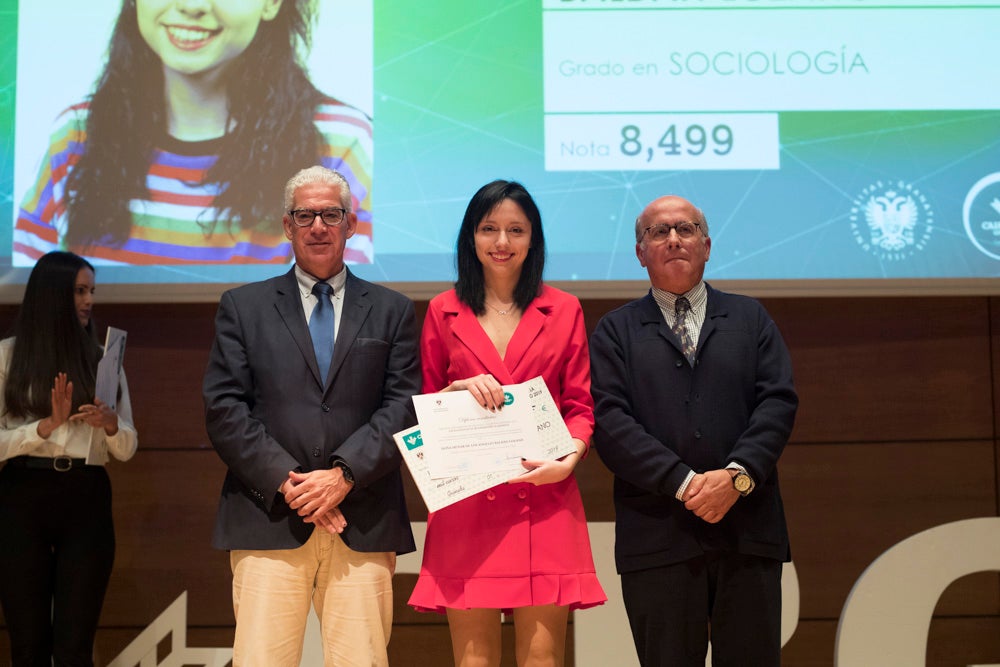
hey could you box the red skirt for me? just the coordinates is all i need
[408,475,606,613]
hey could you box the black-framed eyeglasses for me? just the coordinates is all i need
[641,221,702,243]
[288,208,348,227]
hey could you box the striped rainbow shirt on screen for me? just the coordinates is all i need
[14,99,373,266]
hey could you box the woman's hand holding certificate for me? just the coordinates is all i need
[396,377,578,511]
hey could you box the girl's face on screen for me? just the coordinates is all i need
[137,0,283,79]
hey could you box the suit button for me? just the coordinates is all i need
[694,431,702,439]
[675,360,683,368]
[321,403,330,412]
[312,447,321,457]
[486,491,496,501]
[517,489,527,500]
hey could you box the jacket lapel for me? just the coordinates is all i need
[502,298,547,377]
[327,269,371,388]
[273,269,324,385]
[698,283,726,354]
[639,291,686,358]
[450,303,516,385]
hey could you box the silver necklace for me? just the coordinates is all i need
[486,300,516,316]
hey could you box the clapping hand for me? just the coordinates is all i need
[37,373,73,440]
[71,398,119,435]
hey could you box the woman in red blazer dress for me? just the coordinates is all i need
[408,180,605,665]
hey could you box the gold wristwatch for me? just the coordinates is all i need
[732,470,754,496]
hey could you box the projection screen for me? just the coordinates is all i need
[2,0,999,301]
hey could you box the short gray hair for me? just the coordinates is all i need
[283,166,352,212]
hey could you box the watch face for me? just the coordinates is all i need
[734,474,752,493]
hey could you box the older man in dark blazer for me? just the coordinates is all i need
[203,166,419,666]
[590,195,798,667]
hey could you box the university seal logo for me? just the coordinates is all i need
[850,180,933,261]
[963,172,1000,260]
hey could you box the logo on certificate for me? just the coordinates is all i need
[850,180,933,261]
[403,430,423,450]
[963,172,1000,260]
[503,392,514,406]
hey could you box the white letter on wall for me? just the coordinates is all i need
[835,517,1000,667]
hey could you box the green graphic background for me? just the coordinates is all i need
[2,1,999,285]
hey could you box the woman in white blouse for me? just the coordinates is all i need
[0,251,137,666]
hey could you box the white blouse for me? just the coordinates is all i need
[0,337,137,464]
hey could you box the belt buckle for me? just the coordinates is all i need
[52,456,74,472]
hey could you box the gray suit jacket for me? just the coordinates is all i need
[203,267,419,553]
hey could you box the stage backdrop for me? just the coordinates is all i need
[1,292,997,666]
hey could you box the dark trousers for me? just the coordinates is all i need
[0,463,115,667]
[621,551,782,667]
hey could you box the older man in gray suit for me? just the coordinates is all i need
[203,166,419,666]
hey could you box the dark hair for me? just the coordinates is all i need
[455,180,546,315]
[65,0,325,248]
[4,252,101,419]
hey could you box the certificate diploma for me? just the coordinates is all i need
[393,427,511,513]
[412,383,535,478]
[399,377,580,511]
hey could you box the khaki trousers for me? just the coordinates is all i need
[230,529,395,667]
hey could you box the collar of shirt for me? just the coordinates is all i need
[294,265,347,297]
[294,264,347,324]
[651,281,708,346]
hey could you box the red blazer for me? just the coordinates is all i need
[409,285,604,612]
[420,286,594,444]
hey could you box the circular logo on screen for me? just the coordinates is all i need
[963,172,1000,260]
[849,180,933,261]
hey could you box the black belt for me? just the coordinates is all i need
[6,456,88,472]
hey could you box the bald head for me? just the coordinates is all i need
[635,196,708,242]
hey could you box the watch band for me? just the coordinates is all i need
[333,461,355,485]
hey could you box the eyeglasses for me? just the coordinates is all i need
[640,221,702,243]
[288,208,348,227]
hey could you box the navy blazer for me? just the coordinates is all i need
[203,268,419,554]
[590,284,797,574]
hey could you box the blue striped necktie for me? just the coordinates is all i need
[310,282,335,384]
